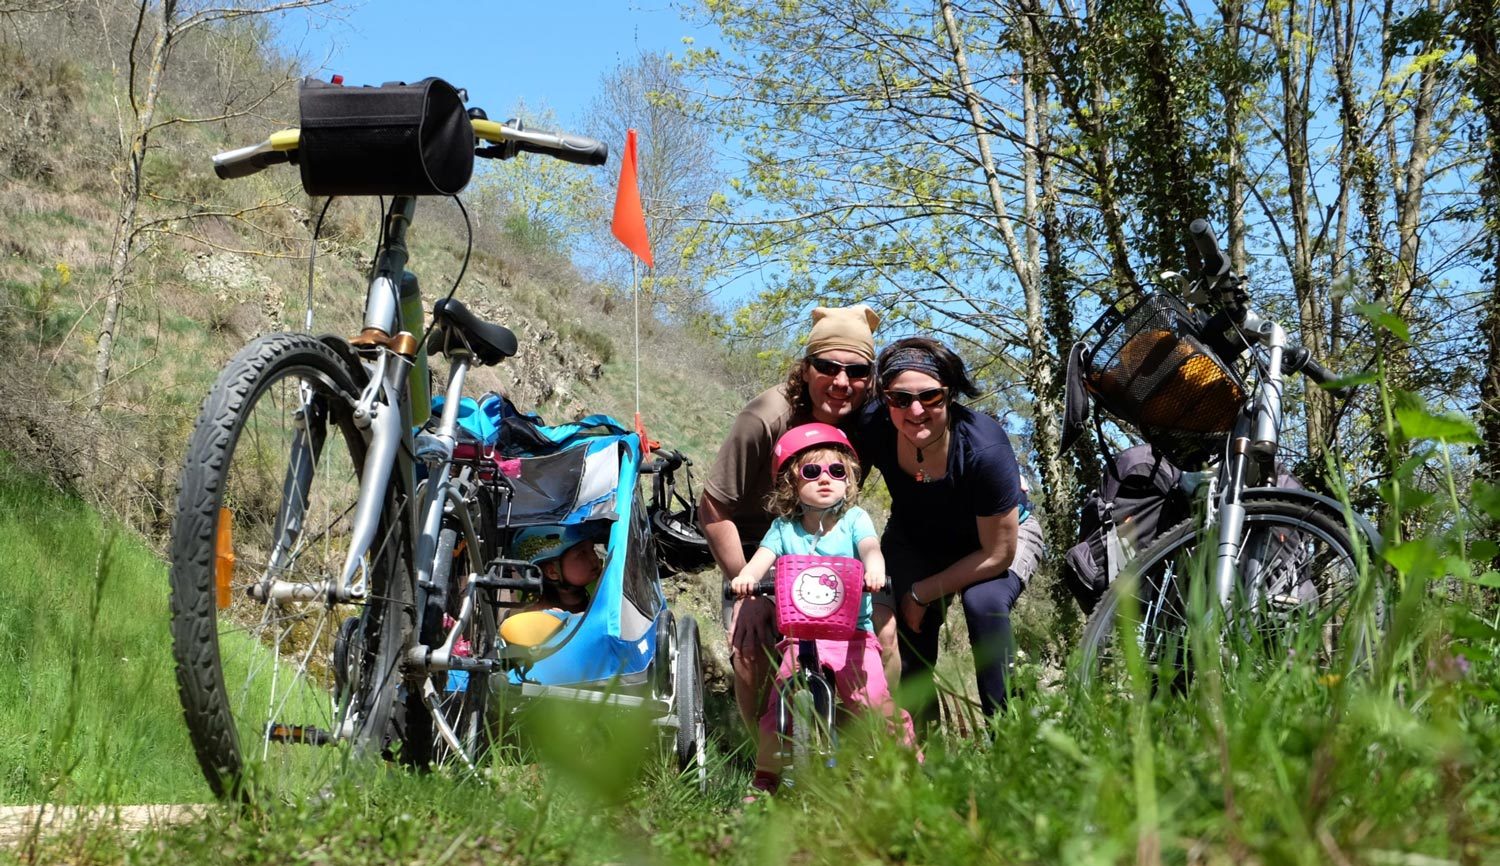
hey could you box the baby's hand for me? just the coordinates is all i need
[865,570,887,593]
[731,574,757,597]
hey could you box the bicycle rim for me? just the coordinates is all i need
[1077,497,1383,690]
[169,334,412,801]
[416,521,496,771]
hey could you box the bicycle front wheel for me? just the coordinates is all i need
[169,333,413,801]
[1076,497,1384,690]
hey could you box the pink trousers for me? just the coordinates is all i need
[759,630,917,748]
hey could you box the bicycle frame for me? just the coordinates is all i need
[1209,304,1289,608]
[247,194,490,670]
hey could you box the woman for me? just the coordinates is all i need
[856,336,1044,731]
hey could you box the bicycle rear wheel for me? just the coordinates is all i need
[673,615,707,792]
[169,333,413,801]
[407,519,497,771]
[1077,497,1384,690]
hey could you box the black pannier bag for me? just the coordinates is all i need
[297,77,474,197]
[1062,444,1190,614]
[1062,443,1309,614]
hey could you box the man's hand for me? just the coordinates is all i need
[730,596,777,658]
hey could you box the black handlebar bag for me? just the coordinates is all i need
[297,77,474,196]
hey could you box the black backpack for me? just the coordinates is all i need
[1062,444,1190,614]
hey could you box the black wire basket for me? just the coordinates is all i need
[1081,293,1247,468]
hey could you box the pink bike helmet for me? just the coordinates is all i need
[771,422,854,477]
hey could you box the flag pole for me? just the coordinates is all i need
[633,256,640,419]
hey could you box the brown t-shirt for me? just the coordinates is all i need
[704,385,813,545]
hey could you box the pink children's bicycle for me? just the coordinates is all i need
[726,554,866,784]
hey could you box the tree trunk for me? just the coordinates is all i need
[89,0,175,421]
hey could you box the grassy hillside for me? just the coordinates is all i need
[0,454,208,805]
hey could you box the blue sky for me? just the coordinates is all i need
[277,1,714,129]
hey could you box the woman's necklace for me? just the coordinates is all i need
[913,427,950,483]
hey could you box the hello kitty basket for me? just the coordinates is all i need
[774,555,864,640]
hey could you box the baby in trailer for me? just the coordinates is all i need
[730,423,916,799]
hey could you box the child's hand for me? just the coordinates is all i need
[731,573,757,597]
[864,569,886,593]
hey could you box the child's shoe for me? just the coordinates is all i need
[741,771,780,805]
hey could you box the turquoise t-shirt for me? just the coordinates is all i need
[759,506,877,632]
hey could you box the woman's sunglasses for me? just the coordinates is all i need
[799,462,849,481]
[884,388,948,410]
[808,357,873,379]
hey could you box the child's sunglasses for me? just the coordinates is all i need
[799,462,848,481]
[807,357,873,379]
[884,387,949,409]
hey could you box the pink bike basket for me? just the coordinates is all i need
[774,555,863,640]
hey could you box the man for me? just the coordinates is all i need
[700,304,898,736]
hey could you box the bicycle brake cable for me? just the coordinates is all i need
[305,196,335,331]
[441,194,474,306]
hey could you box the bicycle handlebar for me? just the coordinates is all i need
[210,112,609,181]
[642,448,687,475]
[1280,347,1355,399]
[722,581,878,602]
[213,129,300,180]
[1189,218,1229,280]
[723,580,778,601]
[472,119,608,166]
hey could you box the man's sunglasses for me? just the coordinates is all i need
[808,357,873,379]
[884,388,949,409]
[799,462,849,481]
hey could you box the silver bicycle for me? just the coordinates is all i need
[167,78,608,800]
[1075,220,1386,686]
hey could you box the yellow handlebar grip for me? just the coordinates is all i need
[471,119,503,144]
[268,128,301,151]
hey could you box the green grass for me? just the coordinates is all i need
[3,418,1500,862]
[0,452,209,806]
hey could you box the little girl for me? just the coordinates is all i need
[731,422,915,799]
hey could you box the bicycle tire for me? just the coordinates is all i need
[673,615,706,792]
[169,333,414,801]
[408,520,496,770]
[1077,497,1384,689]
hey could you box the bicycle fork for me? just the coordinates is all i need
[247,347,411,605]
[776,640,838,786]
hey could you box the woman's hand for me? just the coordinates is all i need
[900,586,927,632]
[857,536,887,593]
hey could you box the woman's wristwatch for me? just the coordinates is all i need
[909,586,928,607]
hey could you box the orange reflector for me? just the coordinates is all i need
[215,507,235,609]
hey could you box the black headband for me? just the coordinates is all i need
[879,347,943,386]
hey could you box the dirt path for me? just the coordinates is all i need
[0,804,205,845]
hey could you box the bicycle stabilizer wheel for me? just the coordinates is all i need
[169,333,414,801]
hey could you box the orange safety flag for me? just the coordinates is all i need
[633,411,661,456]
[611,129,653,268]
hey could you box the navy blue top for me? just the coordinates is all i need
[854,402,1023,570]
